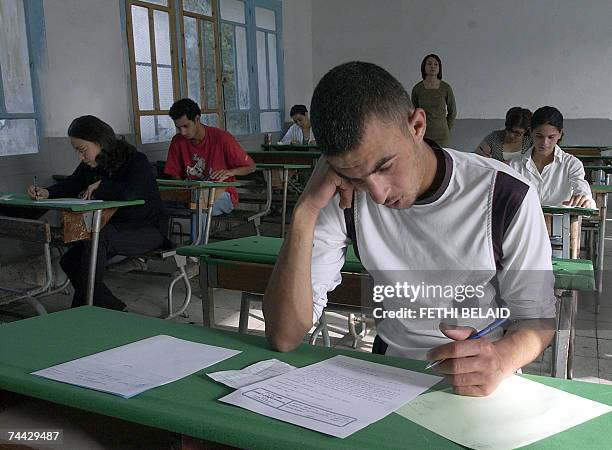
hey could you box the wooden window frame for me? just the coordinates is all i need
[125,0,181,145]
[178,0,224,127]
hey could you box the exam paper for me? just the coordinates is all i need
[395,375,612,449]
[220,355,442,438]
[208,359,295,389]
[32,335,240,398]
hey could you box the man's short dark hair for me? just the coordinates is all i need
[169,98,201,121]
[310,61,414,156]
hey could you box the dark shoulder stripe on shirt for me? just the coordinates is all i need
[492,171,530,270]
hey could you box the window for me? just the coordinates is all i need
[124,0,282,143]
[0,0,42,156]
[180,0,222,127]
[125,0,180,144]
[253,4,281,133]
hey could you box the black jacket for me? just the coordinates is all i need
[47,151,163,230]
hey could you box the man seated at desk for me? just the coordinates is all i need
[263,62,556,397]
[163,98,255,216]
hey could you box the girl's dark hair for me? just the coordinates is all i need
[420,54,443,80]
[289,104,308,117]
[505,107,532,131]
[67,115,136,175]
[531,106,563,131]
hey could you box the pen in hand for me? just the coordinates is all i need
[425,317,510,370]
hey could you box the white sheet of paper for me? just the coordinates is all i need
[220,355,442,438]
[32,335,240,398]
[208,359,295,389]
[396,375,612,449]
[34,198,103,204]
[0,195,13,200]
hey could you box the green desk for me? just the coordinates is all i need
[255,163,311,237]
[588,185,612,313]
[0,193,143,306]
[576,155,612,163]
[542,205,598,259]
[1,307,611,449]
[156,179,243,246]
[178,237,594,377]
[247,150,321,166]
[562,146,612,157]
[262,143,319,151]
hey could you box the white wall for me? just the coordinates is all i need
[282,0,313,120]
[40,0,132,136]
[310,0,612,120]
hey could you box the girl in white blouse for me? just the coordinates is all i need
[279,105,316,145]
[510,106,595,209]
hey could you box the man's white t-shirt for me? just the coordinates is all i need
[311,145,556,359]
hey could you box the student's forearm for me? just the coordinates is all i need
[231,163,256,176]
[493,318,555,376]
[263,203,320,351]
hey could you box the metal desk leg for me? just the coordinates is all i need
[552,290,572,378]
[595,194,607,314]
[281,168,289,237]
[203,188,216,245]
[192,189,205,245]
[86,210,103,306]
[570,215,582,259]
[200,260,216,327]
[567,291,578,379]
[561,213,570,259]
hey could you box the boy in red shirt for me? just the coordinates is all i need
[164,98,256,216]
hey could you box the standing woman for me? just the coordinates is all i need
[475,107,533,162]
[27,115,166,310]
[411,54,456,147]
[510,106,595,208]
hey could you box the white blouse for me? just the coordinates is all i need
[279,123,315,145]
[510,145,595,208]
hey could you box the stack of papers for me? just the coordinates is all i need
[32,335,240,398]
[220,355,441,438]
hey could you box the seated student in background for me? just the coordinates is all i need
[279,104,316,145]
[26,116,165,310]
[164,98,255,216]
[263,62,556,397]
[510,106,595,208]
[475,107,533,162]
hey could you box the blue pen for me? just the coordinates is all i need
[425,317,510,370]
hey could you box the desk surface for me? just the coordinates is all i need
[1,307,611,449]
[542,205,599,216]
[583,165,612,172]
[576,155,612,162]
[262,143,319,150]
[591,185,612,194]
[256,163,312,169]
[0,193,144,213]
[155,179,243,188]
[177,237,594,291]
[248,150,322,157]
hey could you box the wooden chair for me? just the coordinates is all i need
[0,216,53,315]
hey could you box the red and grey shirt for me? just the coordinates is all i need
[164,126,253,206]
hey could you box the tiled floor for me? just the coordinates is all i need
[2,217,612,386]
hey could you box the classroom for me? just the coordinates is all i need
[1,0,612,448]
